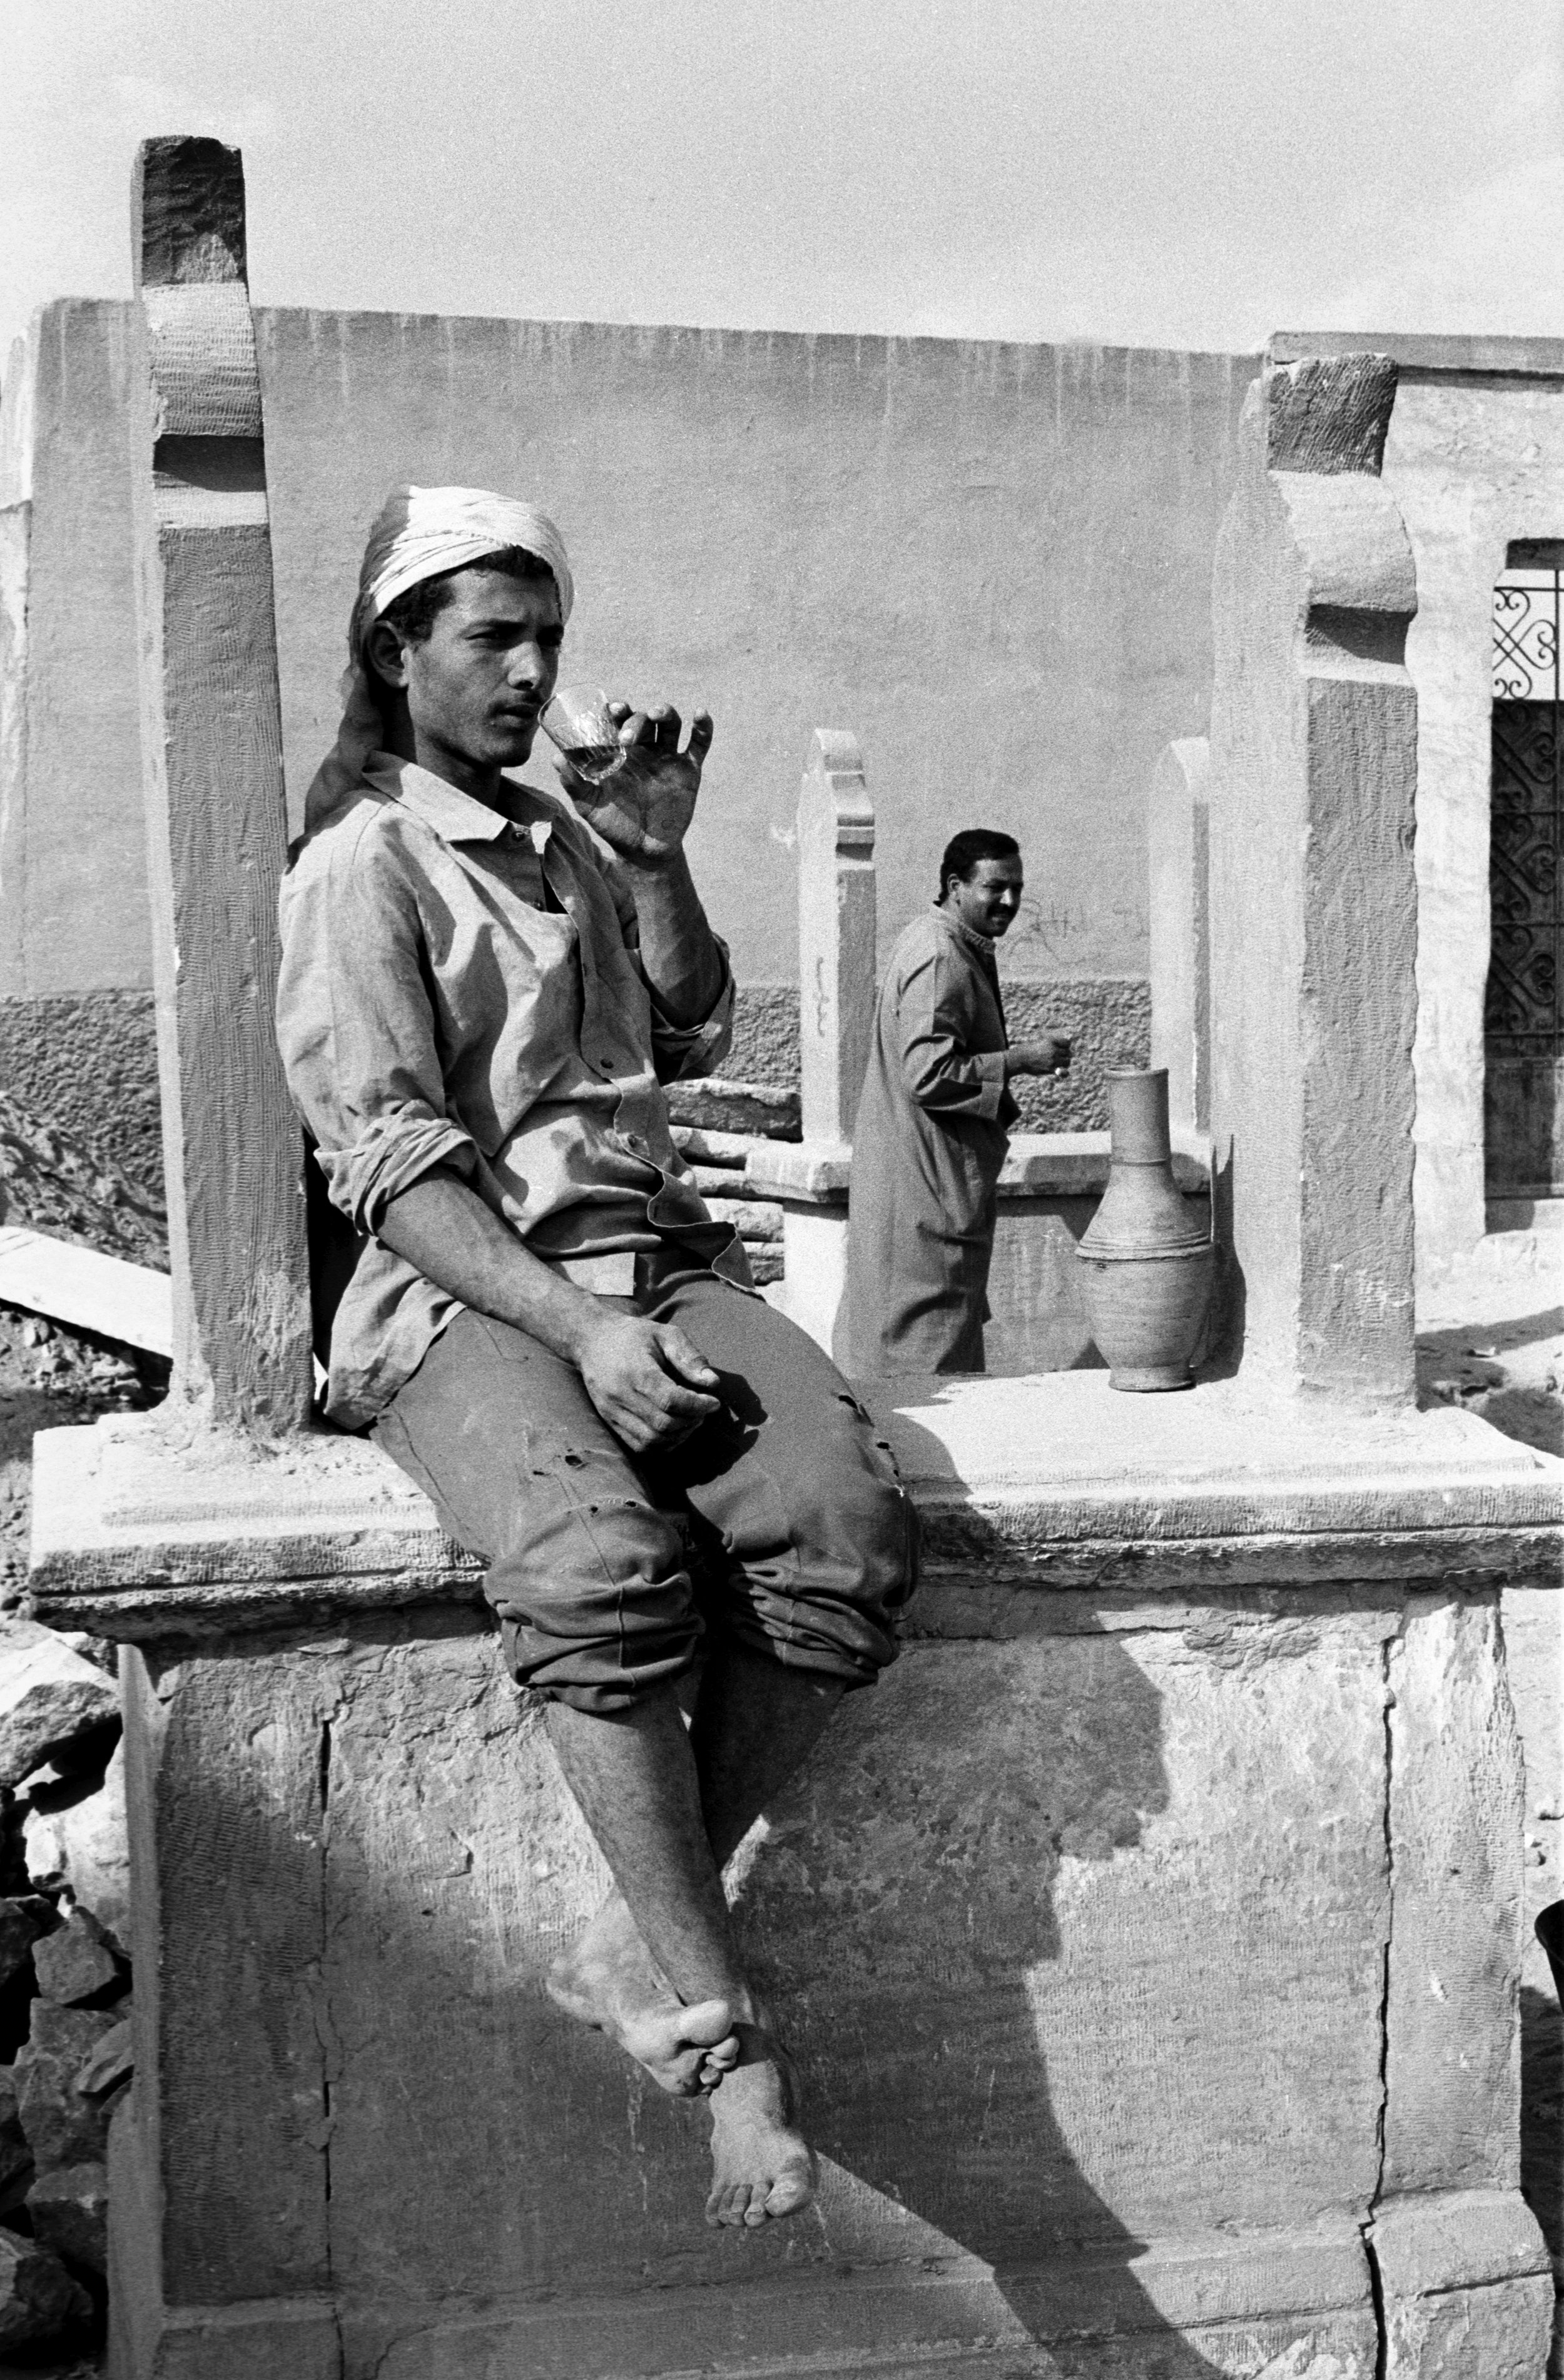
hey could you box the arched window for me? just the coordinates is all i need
[1487,545,1561,1202]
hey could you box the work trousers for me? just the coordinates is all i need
[374,1268,918,1713]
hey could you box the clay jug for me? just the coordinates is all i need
[1074,1066,1214,1391]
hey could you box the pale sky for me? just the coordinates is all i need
[3,0,1561,367]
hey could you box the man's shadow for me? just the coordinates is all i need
[726,1612,1226,2374]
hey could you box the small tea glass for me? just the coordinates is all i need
[538,685,628,785]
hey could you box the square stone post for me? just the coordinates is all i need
[1148,736,1211,1135]
[1209,355,1419,1402]
[796,729,876,1149]
[126,136,312,1437]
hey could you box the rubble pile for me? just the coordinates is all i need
[0,1617,128,2357]
[0,1302,165,2369]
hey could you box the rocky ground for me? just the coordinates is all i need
[0,1307,166,2377]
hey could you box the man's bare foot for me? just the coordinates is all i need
[547,1896,741,2097]
[706,2027,816,2228]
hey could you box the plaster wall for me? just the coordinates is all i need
[0,304,146,1005]
[0,300,1250,1012]
[255,310,1251,989]
[1376,374,1564,1280]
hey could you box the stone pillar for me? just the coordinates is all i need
[126,136,312,1437]
[796,729,875,1150]
[1147,736,1211,1135]
[1209,355,1419,1403]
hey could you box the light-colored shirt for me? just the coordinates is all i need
[277,752,743,1426]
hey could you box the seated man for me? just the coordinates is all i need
[277,485,915,2232]
[845,829,1071,1377]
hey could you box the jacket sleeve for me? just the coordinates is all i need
[276,819,479,1233]
[893,948,1009,1123]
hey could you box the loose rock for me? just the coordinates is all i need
[31,1910,120,2008]
[0,1628,118,1790]
[0,2222,89,2345]
[24,1738,131,1951]
[0,1897,45,1990]
[27,2160,108,2276]
[14,2003,119,2172]
[0,2070,33,2214]
[74,2018,132,2100]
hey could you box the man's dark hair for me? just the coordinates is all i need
[937,828,1020,898]
[371,545,559,682]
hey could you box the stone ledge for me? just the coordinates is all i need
[333,2207,1381,2380]
[746,1130,1213,1206]
[27,1372,1561,1638]
[1368,2187,1553,2300]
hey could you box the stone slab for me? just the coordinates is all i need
[1384,1598,1530,2198]
[109,1574,1541,2375]
[1273,330,1564,380]
[346,2226,1378,2379]
[747,1130,1212,1205]
[0,1224,171,1355]
[27,1377,1561,1640]
[1371,2189,1554,2380]
[208,1603,1393,2372]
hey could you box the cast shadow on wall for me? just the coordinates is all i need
[134,1606,1228,2372]
[731,1616,1227,2376]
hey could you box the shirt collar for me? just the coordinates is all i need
[363,752,557,847]
[930,901,997,960]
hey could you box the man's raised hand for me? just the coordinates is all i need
[557,703,714,871]
[573,1310,723,1452]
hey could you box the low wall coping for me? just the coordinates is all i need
[746,1129,1213,1207]
[28,1372,1560,1639]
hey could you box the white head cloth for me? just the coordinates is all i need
[303,484,574,828]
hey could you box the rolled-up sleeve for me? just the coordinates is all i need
[645,948,734,1082]
[595,842,736,1083]
[277,819,479,1232]
[895,950,1008,1123]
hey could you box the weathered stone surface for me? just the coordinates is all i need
[0,2222,90,2344]
[1382,2276,1557,2380]
[1002,978,1153,1135]
[796,731,875,1149]
[24,1738,131,1950]
[1383,1598,1529,2195]
[1370,362,1564,1289]
[663,1076,800,1138]
[28,2159,108,2275]
[1210,367,1419,1402]
[0,1895,45,1988]
[1373,2190,1554,2378]
[120,1642,333,2303]
[75,2016,133,2100]
[31,1908,121,2006]
[0,998,165,1216]
[0,2069,34,2213]
[14,2001,120,2172]
[724,984,800,1090]
[1148,738,1211,1134]
[31,1381,1551,2371]
[0,1624,118,1788]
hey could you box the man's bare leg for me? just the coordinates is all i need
[553,1642,843,1993]
[545,1657,841,2226]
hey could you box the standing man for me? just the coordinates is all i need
[277,485,916,2233]
[845,829,1070,1377]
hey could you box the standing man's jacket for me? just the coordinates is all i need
[844,906,1017,1377]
